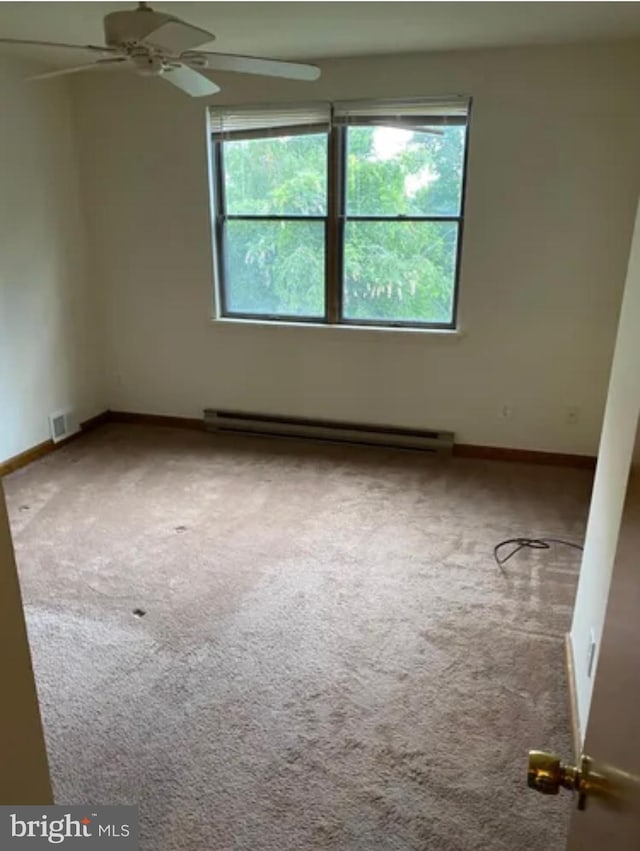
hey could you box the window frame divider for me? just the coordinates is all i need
[213,141,229,317]
[326,118,344,324]
[224,214,327,222]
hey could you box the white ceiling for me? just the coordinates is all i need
[0,1,639,66]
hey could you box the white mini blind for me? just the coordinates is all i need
[210,98,469,141]
[333,97,469,128]
[210,103,331,140]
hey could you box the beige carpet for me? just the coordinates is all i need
[4,424,592,850]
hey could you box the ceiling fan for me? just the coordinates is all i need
[0,1,321,97]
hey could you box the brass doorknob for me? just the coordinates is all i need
[529,749,640,813]
[528,750,608,811]
[528,750,582,796]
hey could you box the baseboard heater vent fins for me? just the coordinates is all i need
[203,410,454,455]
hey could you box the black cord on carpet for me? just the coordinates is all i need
[493,537,583,570]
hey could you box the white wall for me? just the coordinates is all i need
[72,41,640,454]
[0,56,106,464]
[570,198,640,738]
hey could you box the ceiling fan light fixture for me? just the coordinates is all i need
[130,49,163,76]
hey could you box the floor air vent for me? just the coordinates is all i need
[204,410,454,455]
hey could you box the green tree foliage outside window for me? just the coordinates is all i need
[218,119,466,325]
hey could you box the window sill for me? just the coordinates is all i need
[209,316,465,343]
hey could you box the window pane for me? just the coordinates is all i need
[346,124,465,217]
[342,220,458,324]
[223,133,328,216]
[224,220,325,317]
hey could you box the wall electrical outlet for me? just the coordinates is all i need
[566,406,580,425]
[587,628,597,678]
[500,404,513,420]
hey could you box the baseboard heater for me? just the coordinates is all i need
[203,409,454,455]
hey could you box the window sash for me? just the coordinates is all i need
[218,217,329,322]
[341,219,460,326]
[211,100,469,329]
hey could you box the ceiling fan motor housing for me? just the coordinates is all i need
[104,8,173,49]
[130,49,165,76]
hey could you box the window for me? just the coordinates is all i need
[210,98,469,329]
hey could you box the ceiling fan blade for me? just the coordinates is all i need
[184,51,321,82]
[28,58,127,82]
[161,65,220,98]
[142,19,215,54]
[0,37,116,53]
